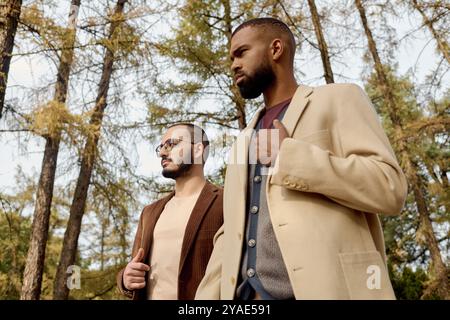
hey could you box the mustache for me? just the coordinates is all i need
[161,156,172,165]
[234,71,246,79]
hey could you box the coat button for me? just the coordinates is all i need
[253,175,262,183]
[250,206,259,214]
[248,239,256,247]
[247,268,255,278]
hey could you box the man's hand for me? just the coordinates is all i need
[123,248,150,291]
[256,119,289,166]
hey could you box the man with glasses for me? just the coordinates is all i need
[117,123,223,300]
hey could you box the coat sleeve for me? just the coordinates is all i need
[270,84,408,216]
[195,224,223,299]
[116,208,145,298]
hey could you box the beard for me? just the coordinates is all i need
[161,155,194,180]
[162,163,193,179]
[237,59,275,99]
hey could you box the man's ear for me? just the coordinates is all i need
[193,143,204,165]
[271,38,284,61]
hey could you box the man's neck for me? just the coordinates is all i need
[264,75,298,108]
[174,172,206,197]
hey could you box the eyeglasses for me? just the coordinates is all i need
[155,138,195,156]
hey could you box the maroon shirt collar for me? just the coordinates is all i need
[260,97,292,129]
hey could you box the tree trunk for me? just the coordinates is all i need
[0,0,22,119]
[411,0,450,64]
[223,0,246,129]
[20,0,81,300]
[354,0,401,125]
[307,0,334,84]
[355,0,449,299]
[53,0,127,300]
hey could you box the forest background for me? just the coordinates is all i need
[0,0,448,300]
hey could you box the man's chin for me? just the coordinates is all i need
[238,85,262,99]
[162,163,192,179]
[162,169,179,179]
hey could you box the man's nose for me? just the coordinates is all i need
[231,59,241,74]
[159,146,169,157]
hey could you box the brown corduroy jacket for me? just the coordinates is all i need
[116,181,223,300]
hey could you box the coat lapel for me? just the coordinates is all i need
[281,85,314,136]
[178,182,218,273]
[141,191,174,263]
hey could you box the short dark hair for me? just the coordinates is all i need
[232,17,296,62]
[167,122,210,163]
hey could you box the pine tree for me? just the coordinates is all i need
[53,0,128,300]
[355,0,449,299]
[20,0,82,300]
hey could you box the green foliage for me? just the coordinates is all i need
[69,265,126,300]
[389,263,429,300]
[0,203,31,299]
[0,169,66,299]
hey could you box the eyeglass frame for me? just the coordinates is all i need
[155,138,200,157]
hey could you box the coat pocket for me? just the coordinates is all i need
[338,251,395,300]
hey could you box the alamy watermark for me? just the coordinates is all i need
[66,265,81,290]
[366,264,381,290]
